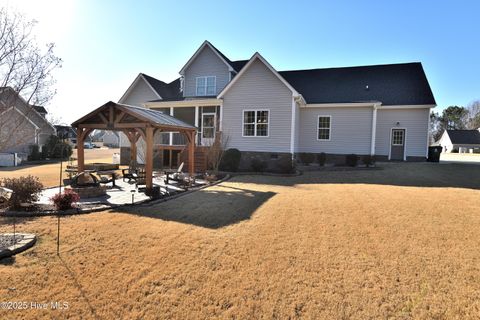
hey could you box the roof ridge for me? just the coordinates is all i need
[279,62,423,74]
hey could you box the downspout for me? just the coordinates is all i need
[370,103,380,156]
[290,96,296,159]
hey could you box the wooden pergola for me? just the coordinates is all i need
[71,101,197,190]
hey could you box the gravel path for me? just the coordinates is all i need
[0,234,24,249]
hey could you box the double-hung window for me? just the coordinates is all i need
[243,110,269,137]
[317,116,331,140]
[196,76,216,96]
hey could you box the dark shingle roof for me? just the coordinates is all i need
[141,74,182,101]
[279,62,436,106]
[207,42,248,72]
[447,130,480,145]
[32,105,47,114]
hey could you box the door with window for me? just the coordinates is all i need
[390,129,405,160]
[201,113,216,145]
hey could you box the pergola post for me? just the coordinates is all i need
[76,127,85,172]
[188,130,195,176]
[145,127,154,191]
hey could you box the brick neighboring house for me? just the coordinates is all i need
[116,41,436,169]
[0,87,56,154]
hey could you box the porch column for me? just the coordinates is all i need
[188,130,195,176]
[145,126,154,190]
[76,127,85,172]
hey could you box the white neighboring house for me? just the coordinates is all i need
[0,87,56,154]
[116,41,437,169]
[437,129,480,153]
[102,131,120,148]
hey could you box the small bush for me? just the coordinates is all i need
[362,155,376,167]
[345,154,359,167]
[250,158,267,172]
[275,156,295,174]
[451,148,459,153]
[1,175,44,210]
[298,153,315,165]
[50,189,80,210]
[219,148,241,172]
[28,145,42,161]
[318,152,327,166]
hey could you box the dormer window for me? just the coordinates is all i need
[196,76,216,96]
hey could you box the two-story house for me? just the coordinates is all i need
[117,41,436,170]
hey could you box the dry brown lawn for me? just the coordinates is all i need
[0,148,119,187]
[1,163,480,319]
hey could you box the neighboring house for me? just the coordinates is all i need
[55,125,78,146]
[102,131,120,148]
[437,129,480,153]
[117,41,436,168]
[0,87,56,154]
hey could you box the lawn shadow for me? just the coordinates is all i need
[116,185,276,229]
[58,256,99,320]
[0,256,15,265]
[238,162,480,190]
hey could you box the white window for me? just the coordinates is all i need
[243,110,269,137]
[196,76,216,96]
[392,129,404,146]
[317,116,331,140]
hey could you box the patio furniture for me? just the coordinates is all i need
[164,162,185,185]
[96,170,117,187]
[135,168,147,189]
[122,162,139,182]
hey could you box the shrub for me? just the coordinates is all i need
[451,148,459,153]
[250,158,267,172]
[1,175,44,210]
[318,152,327,166]
[219,148,241,172]
[275,156,295,174]
[362,155,376,167]
[345,154,359,167]
[298,153,315,165]
[44,135,73,159]
[50,189,80,210]
[28,145,42,161]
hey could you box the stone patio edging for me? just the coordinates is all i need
[0,233,36,259]
[1,174,231,217]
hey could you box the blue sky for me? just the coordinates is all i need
[2,0,479,123]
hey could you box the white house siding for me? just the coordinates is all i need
[183,46,230,97]
[222,59,293,153]
[118,78,159,148]
[297,107,373,155]
[121,78,159,107]
[375,108,429,158]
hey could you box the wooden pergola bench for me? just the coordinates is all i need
[71,101,197,193]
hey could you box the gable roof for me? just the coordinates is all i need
[218,52,300,99]
[141,74,182,101]
[446,130,480,145]
[279,63,436,106]
[179,41,236,75]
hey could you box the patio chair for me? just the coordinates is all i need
[122,161,138,182]
[135,167,147,189]
[164,162,185,185]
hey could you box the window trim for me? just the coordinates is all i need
[242,109,270,138]
[196,76,216,96]
[317,115,332,141]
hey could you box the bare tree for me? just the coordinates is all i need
[206,131,230,174]
[465,100,480,130]
[0,8,61,152]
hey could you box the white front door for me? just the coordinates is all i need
[201,113,216,146]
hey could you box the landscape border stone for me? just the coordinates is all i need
[0,233,36,259]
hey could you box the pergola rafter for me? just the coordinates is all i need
[72,101,197,191]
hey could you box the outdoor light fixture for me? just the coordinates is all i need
[396,121,400,126]
[131,190,135,205]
